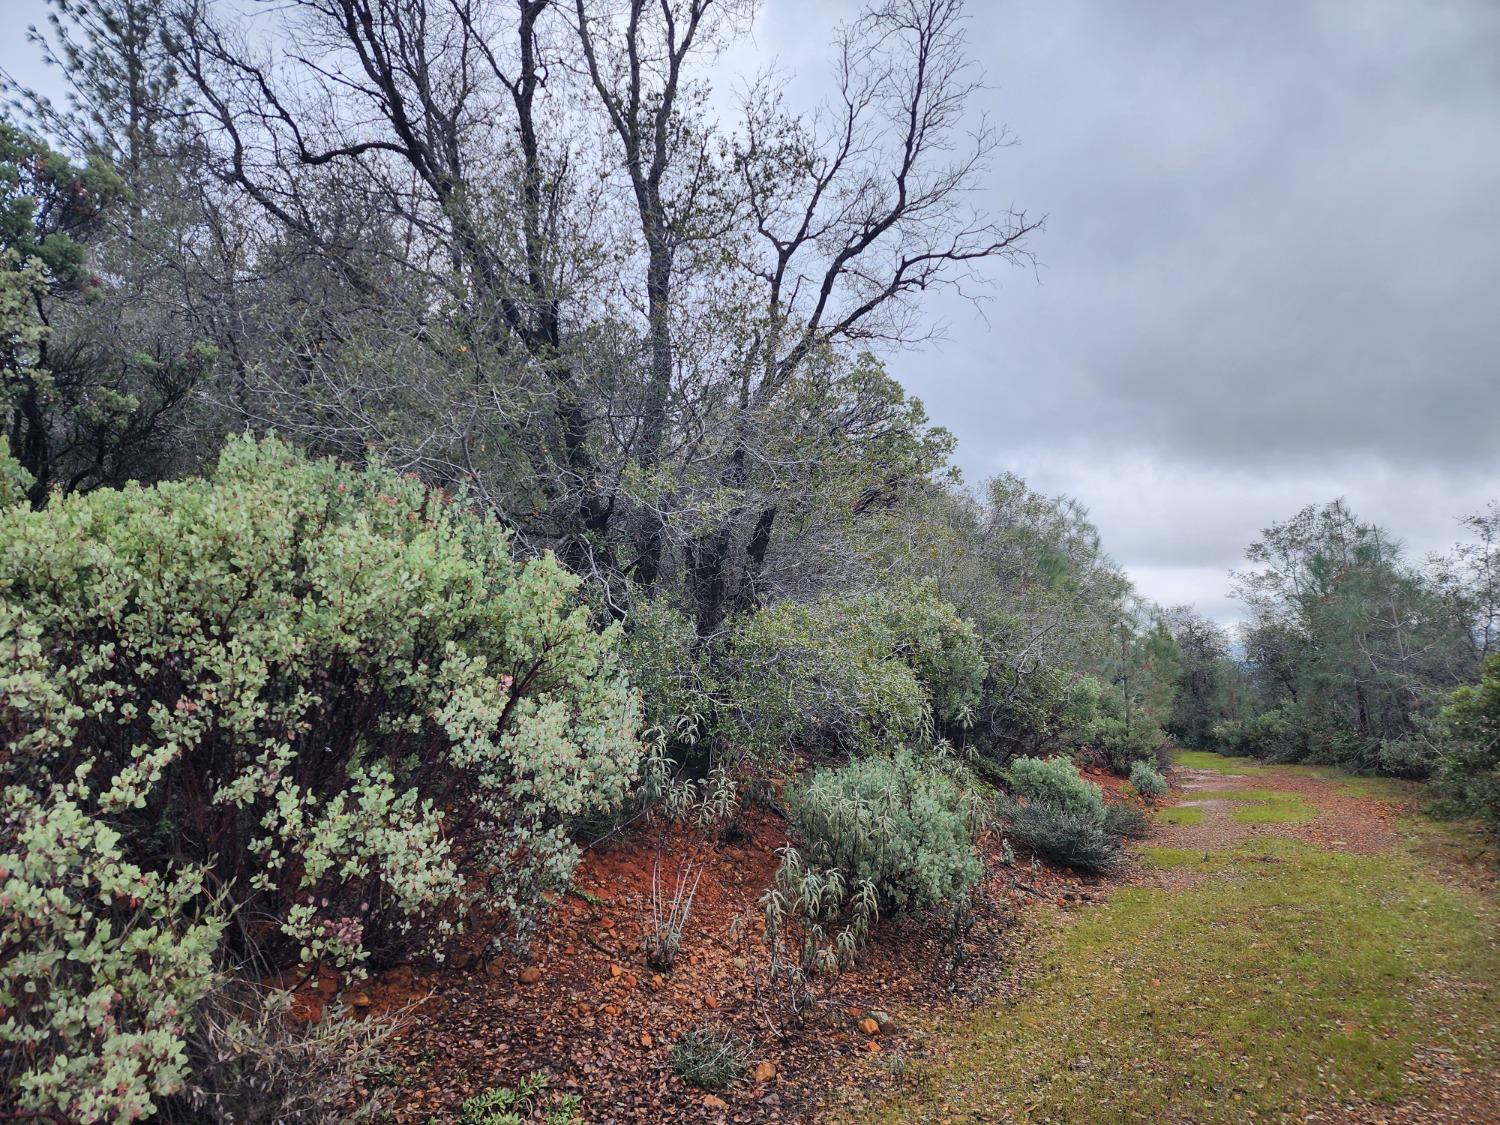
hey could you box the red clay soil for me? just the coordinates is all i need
[329,798,1120,1123]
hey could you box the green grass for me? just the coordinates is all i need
[1278,764,1415,802]
[1187,787,1316,824]
[1172,749,1268,775]
[1157,804,1205,826]
[863,837,1500,1124]
[1139,845,1209,868]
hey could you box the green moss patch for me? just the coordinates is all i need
[1139,846,1208,869]
[865,839,1500,1124]
[1184,787,1316,824]
[1172,749,1268,775]
[1157,804,1206,826]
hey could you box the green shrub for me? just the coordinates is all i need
[0,435,29,507]
[720,581,984,757]
[967,660,1072,759]
[1005,756,1106,820]
[459,1071,580,1124]
[1214,702,1305,761]
[1102,801,1150,839]
[0,786,224,1122]
[1129,760,1169,800]
[1433,654,1500,834]
[1375,734,1435,779]
[668,1024,752,1090]
[0,437,641,1119]
[603,595,732,837]
[999,797,1122,874]
[862,579,987,731]
[1051,673,1114,749]
[785,751,981,916]
[1091,716,1170,775]
[620,594,714,754]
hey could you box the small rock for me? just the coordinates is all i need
[518,967,542,985]
[609,964,624,979]
[703,1094,728,1110]
[863,1039,881,1053]
[857,1017,880,1036]
[865,1009,893,1031]
[752,1061,777,1082]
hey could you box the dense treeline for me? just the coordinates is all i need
[1166,500,1500,832]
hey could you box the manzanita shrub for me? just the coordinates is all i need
[0,436,640,1120]
[0,787,225,1121]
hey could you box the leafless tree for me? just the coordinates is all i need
[163,0,1038,629]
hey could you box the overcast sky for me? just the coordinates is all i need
[4,0,1498,625]
[731,0,1500,624]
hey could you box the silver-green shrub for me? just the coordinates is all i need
[1128,760,1169,799]
[761,752,980,1026]
[1004,756,1106,820]
[0,436,640,1119]
[0,787,224,1122]
[785,751,981,915]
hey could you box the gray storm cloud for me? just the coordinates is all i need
[751,0,1500,619]
[4,0,1496,622]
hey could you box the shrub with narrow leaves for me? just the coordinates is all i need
[998,796,1122,874]
[785,751,981,916]
[1005,756,1106,820]
[760,753,979,1027]
[668,1024,753,1090]
[1129,760,1169,800]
